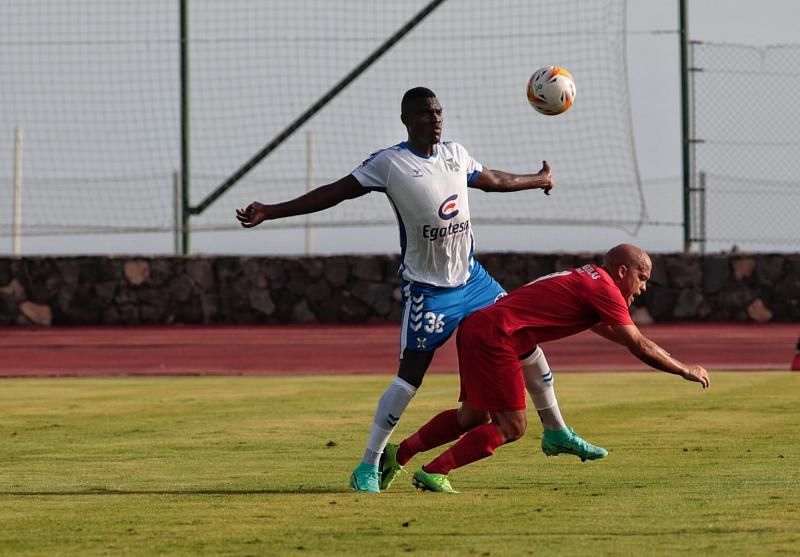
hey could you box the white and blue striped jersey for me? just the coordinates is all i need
[351,141,483,287]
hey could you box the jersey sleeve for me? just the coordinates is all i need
[455,143,483,185]
[351,149,390,192]
[590,280,634,326]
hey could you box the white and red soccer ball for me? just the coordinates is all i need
[527,66,576,116]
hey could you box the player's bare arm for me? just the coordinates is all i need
[236,175,366,228]
[609,323,710,389]
[470,160,553,195]
[592,324,673,358]
[591,324,628,345]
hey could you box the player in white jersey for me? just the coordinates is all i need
[236,87,604,493]
[352,140,480,287]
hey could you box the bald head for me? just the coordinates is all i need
[602,244,652,305]
[603,243,650,272]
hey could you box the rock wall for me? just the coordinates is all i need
[0,253,798,326]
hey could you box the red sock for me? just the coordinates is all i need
[424,422,506,476]
[397,409,462,466]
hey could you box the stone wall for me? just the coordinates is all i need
[0,253,798,326]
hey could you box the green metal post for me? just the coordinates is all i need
[679,0,691,253]
[180,0,190,254]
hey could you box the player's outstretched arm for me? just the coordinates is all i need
[470,160,553,195]
[607,323,710,389]
[592,324,636,346]
[236,175,366,228]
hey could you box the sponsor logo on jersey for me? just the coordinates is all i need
[422,219,470,241]
[437,194,459,220]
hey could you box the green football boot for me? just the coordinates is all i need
[412,468,459,493]
[349,462,380,493]
[541,428,608,462]
[379,443,404,491]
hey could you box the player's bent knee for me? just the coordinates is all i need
[397,349,435,388]
[501,424,526,443]
[493,412,527,443]
[457,405,490,431]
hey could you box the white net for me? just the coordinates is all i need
[692,42,800,251]
[0,0,645,249]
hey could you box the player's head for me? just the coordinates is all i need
[602,244,652,306]
[401,87,442,147]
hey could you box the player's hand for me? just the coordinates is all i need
[682,365,710,389]
[236,202,270,228]
[538,160,554,196]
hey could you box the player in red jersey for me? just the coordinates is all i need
[388,243,710,492]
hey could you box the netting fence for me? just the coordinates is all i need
[0,0,645,253]
[690,42,800,252]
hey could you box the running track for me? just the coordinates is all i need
[0,323,796,377]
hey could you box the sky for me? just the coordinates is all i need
[213,0,800,256]
[4,0,799,257]
[621,0,799,254]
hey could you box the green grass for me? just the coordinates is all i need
[1,372,799,556]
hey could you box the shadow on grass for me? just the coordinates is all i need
[0,488,353,496]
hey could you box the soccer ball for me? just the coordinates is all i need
[526,66,576,116]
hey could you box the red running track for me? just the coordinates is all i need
[0,323,796,378]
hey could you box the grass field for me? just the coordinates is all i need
[1,372,799,556]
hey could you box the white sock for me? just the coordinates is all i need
[361,377,417,466]
[521,347,567,431]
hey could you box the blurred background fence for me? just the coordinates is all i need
[2,0,644,253]
[0,1,798,256]
[689,42,800,253]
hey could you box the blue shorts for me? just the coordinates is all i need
[400,261,506,354]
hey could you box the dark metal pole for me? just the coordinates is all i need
[698,171,706,254]
[180,0,190,254]
[192,0,449,216]
[173,171,180,254]
[679,0,691,253]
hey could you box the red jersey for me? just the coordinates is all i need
[480,264,633,355]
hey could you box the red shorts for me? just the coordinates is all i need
[457,312,527,412]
